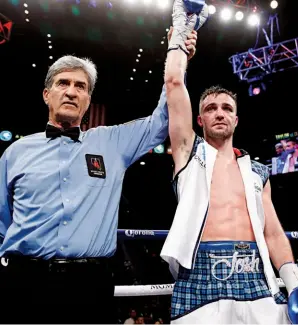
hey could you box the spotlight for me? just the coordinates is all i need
[133,69,136,72]
[139,49,143,52]
[235,11,244,21]
[24,10,29,14]
[136,59,139,62]
[252,86,261,96]
[208,5,216,14]
[140,161,145,165]
[130,77,134,80]
[248,82,266,96]
[137,54,141,57]
[270,0,278,9]
[47,34,51,38]
[149,70,152,74]
[248,14,260,26]
[0,130,12,141]
[32,63,36,67]
[220,8,232,21]
[24,3,28,7]
[25,18,30,22]
[157,0,169,9]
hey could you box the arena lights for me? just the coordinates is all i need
[157,0,170,10]
[270,1,278,9]
[208,0,282,27]
[22,2,30,23]
[45,33,55,62]
[208,5,216,14]
[218,7,260,26]
[235,11,244,21]
[247,13,260,27]
[220,8,232,21]
[128,31,166,84]
[0,130,12,142]
[248,81,266,97]
[121,0,170,10]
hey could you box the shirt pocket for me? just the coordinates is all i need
[81,155,109,188]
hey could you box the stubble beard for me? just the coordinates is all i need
[205,126,234,140]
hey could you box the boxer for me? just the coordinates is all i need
[161,0,298,323]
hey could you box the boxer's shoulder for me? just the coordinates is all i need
[251,159,270,186]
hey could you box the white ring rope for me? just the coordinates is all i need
[114,278,286,297]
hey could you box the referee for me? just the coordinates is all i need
[0,33,197,323]
[0,55,169,323]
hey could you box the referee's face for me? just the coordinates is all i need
[43,69,91,127]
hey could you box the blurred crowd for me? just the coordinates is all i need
[118,298,171,324]
[272,137,298,174]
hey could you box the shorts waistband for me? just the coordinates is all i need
[199,241,258,251]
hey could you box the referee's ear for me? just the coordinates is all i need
[43,88,50,106]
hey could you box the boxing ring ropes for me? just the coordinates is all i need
[114,229,298,297]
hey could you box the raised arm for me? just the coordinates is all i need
[165,0,208,175]
[164,37,195,175]
[109,29,199,168]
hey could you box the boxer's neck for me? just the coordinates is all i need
[206,137,235,160]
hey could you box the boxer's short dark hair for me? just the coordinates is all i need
[199,85,237,114]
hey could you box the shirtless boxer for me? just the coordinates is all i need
[160,0,298,323]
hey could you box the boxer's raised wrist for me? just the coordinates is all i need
[168,28,190,56]
[279,262,298,295]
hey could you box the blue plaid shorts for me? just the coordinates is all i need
[171,241,287,319]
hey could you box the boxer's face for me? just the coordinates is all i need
[43,69,91,127]
[198,93,238,140]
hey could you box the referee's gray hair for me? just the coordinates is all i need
[44,55,97,95]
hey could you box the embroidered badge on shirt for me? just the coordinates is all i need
[85,154,106,178]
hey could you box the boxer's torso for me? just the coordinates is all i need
[201,153,256,241]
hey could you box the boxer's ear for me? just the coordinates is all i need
[197,115,203,127]
[235,116,239,128]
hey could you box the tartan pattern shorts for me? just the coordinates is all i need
[171,241,287,319]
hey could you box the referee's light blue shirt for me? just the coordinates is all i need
[0,86,168,259]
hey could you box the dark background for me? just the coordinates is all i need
[0,0,298,289]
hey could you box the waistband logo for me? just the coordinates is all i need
[209,250,260,281]
[124,230,154,237]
